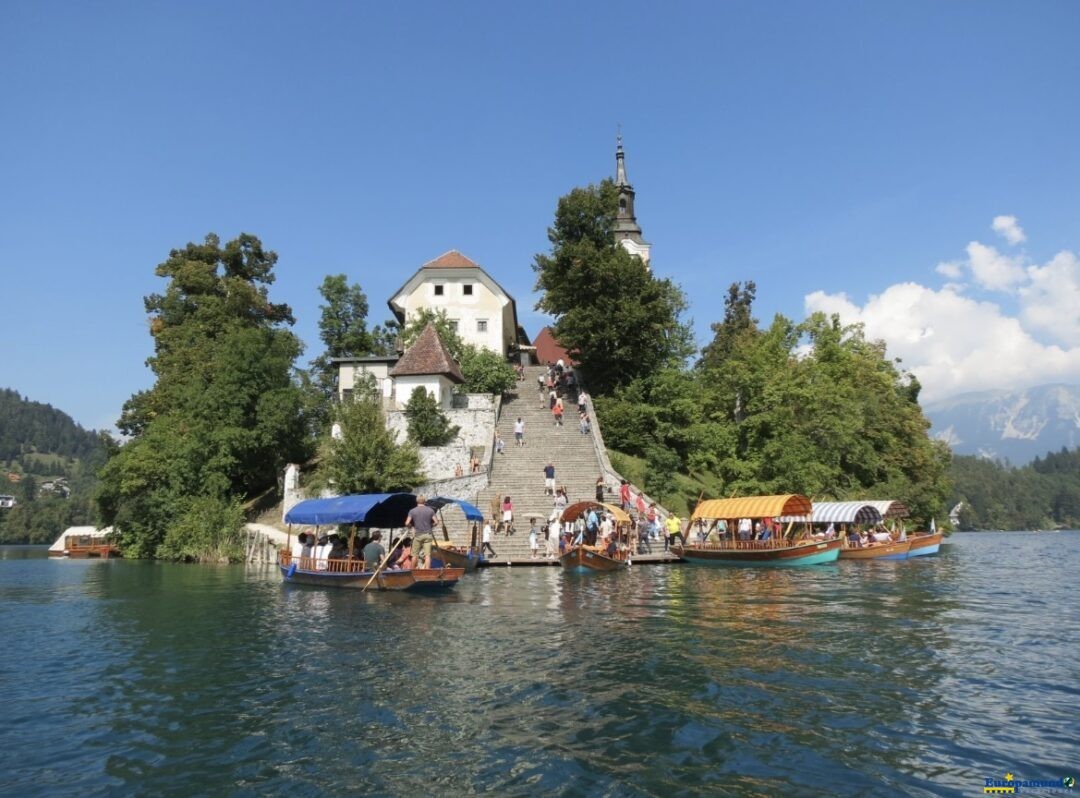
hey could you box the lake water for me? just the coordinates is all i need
[1,532,1077,796]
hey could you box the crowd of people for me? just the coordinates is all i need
[289,529,427,572]
[536,360,591,433]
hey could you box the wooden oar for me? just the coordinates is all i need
[361,532,406,592]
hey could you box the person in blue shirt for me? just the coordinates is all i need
[586,507,599,545]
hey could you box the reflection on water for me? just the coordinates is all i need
[0,533,1078,796]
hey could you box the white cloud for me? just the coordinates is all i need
[935,260,963,280]
[804,215,1080,402]
[804,283,1080,403]
[1019,250,1080,347]
[965,241,1026,291]
[992,215,1026,245]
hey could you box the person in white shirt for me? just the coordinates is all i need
[291,532,308,564]
[481,520,497,557]
[513,418,525,446]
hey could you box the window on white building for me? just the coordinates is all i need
[476,319,488,333]
[449,319,459,332]
[434,284,444,296]
[463,284,473,295]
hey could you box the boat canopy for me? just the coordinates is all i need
[560,501,631,525]
[691,494,812,522]
[862,500,909,519]
[777,501,882,525]
[285,493,483,526]
[428,496,485,522]
[48,525,113,553]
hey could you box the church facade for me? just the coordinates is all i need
[387,250,525,357]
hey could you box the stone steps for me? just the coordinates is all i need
[435,365,664,563]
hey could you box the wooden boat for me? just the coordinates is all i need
[559,544,629,572]
[557,501,633,573]
[907,532,943,557]
[678,494,841,566]
[679,537,842,566]
[281,493,484,592]
[428,542,481,572]
[839,539,912,560]
[278,550,463,591]
[48,526,121,558]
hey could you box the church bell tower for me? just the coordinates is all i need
[612,136,651,267]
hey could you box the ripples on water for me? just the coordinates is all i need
[1,533,1077,796]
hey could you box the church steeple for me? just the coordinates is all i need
[611,135,651,267]
[615,136,630,186]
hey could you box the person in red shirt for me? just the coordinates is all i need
[619,479,631,510]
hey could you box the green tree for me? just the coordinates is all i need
[699,281,757,370]
[533,180,693,395]
[97,233,312,559]
[457,346,517,395]
[309,275,399,401]
[320,394,423,494]
[643,444,680,505]
[404,389,460,446]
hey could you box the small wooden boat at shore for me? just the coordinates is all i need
[559,544,628,572]
[908,531,943,557]
[840,539,912,560]
[48,526,121,559]
[777,498,920,561]
[557,501,633,573]
[678,495,842,567]
[281,493,483,592]
[428,541,481,572]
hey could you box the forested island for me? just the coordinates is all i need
[3,183,1075,556]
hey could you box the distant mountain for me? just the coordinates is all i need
[924,384,1080,465]
[0,388,104,462]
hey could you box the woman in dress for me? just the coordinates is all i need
[501,496,514,534]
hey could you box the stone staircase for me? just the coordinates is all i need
[481,365,610,561]
[443,366,603,561]
[432,365,672,563]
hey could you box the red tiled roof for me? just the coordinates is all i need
[422,250,480,269]
[533,326,576,366]
[390,323,465,383]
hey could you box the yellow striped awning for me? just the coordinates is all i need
[691,494,812,521]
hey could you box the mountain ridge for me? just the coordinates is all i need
[924,383,1080,465]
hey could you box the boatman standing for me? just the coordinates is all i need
[405,495,438,568]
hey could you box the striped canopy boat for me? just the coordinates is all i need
[779,499,914,560]
[677,494,841,567]
[778,501,884,526]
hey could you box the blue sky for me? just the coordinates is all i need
[3,1,1078,429]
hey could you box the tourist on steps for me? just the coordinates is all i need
[543,463,556,495]
[481,520,497,557]
[501,496,514,533]
[514,417,525,446]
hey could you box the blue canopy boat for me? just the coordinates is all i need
[281,493,484,591]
